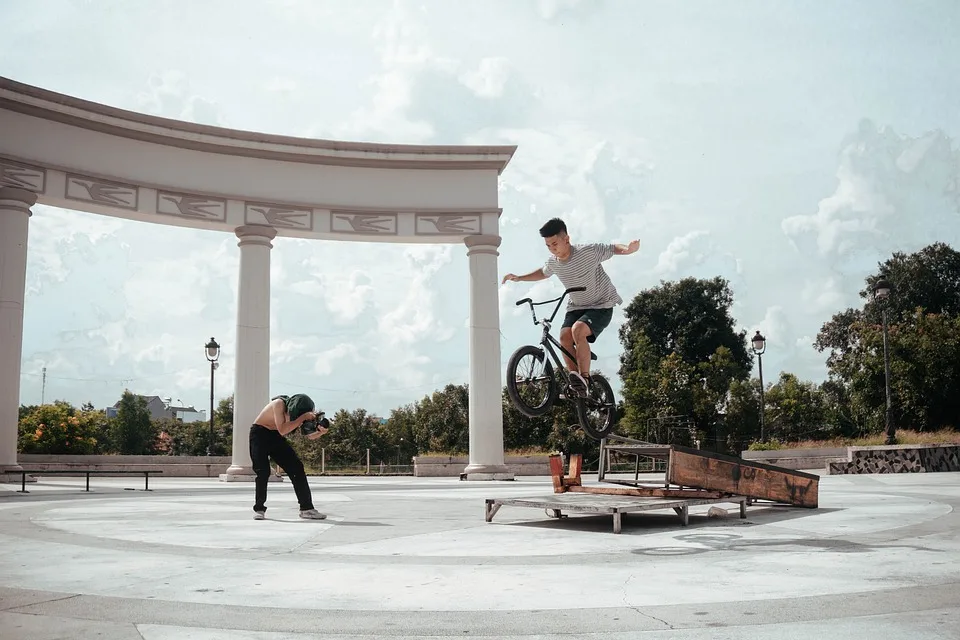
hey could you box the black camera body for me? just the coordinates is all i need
[300,412,329,436]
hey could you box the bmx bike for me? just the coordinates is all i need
[505,286,617,440]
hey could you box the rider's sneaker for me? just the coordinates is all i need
[568,371,589,396]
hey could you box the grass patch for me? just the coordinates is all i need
[750,429,960,451]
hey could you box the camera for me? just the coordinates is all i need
[300,411,329,436]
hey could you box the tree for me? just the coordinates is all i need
[18,401,100,455]
[815,243,960,434]
[816,242,960,366]
[110,390,157,455]
[619,276,753,374]
[763,373,830,442]
[412,384,470,454]
[617,277,752,451]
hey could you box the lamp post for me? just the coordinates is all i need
[205,337,220,456]
[751,331,767,442]
[872,274,896,445]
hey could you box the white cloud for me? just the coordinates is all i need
[459,57,511,98]
[655,230,710,274]
[781,119,959,260]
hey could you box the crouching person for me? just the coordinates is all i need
[249,393,329,520]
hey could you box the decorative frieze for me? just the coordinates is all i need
[415,213,482,235]
[330,211,397,235]
[156,191,227,221]
[66,174,138,209]
[244,202,313,229]
[0,158,45,192]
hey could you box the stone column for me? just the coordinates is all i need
[462,234,513,480]
[221,224,277,481]
[0,187,37,475]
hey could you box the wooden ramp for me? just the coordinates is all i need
[596,435,819,508]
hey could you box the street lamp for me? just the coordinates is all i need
[205,337,220,456]
[751,331,767,443]
[872,274,896,445]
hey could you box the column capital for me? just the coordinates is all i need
[465,234,501,256]
[235,224,277,248]
[0,186,39,214]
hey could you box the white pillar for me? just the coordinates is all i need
[0,187,37,474]
[221,224,277,481]
[462,234,513,480]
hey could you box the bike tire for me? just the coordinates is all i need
[505,344,558,418]
[576,372,617,440]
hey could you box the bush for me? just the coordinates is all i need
[18,401,101,454]
[746,438,784,451]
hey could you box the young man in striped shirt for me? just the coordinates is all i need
[502,218,639,396]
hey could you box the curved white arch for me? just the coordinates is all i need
[0,77,515,481]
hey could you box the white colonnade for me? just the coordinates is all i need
[0,187,36,474]
[0,76,516,482]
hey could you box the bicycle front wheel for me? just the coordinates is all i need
[576,372,617,440]
[506,345,558,418]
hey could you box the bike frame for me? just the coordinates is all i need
[515,287,585,378]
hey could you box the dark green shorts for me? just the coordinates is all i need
[562,307,613,343]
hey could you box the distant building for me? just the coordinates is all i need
[106,395,207,423]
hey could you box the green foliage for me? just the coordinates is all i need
[17,401,103,454]
[747,439,784,451]
[110,390,158,455]
[616,278,752,452]
[764,373,831,442]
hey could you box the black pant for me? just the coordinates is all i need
[249,424,314,513]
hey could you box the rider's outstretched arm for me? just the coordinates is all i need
[612,240,641,255]
[502,268,547,284]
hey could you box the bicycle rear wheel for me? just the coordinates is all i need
[576,372,617,440]
[506,345,558,418]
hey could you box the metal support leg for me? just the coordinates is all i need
[485,500,502,522]
[612,509,622,534]
[85,473,90,492]
[20,472,27,493]
[740,499,747,519]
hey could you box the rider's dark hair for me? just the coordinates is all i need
[539,218,567,238]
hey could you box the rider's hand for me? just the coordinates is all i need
[627,239,640,254]
[306,427,328,440]
[501,273,519,284]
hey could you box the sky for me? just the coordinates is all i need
[2,0,959,418]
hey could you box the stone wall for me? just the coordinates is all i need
[16,454,232,477]
[741,447,847,471]
[413,455,551,477]
[826,444,960,475]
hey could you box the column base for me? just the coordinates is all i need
[460,464,515,481]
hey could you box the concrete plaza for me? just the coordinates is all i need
[1,469,959,639]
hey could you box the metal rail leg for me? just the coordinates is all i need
[740,499,747,519]
[485,500,502,522]
[612,510,622,534]
[85,473,90,492]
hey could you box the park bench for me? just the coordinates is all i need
[15,468,163,493]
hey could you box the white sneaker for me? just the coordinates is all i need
[568,371,589,396]
[253,511,265,520]
[299,509,326,520]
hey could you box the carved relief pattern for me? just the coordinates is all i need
[66,174,138,209]
[331,212,398,235]
[156,191,227,221]
[245,203,313,229]
[415,213,482,235]
[0,159,46,192]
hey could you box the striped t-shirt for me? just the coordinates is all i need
[543,243,623,312]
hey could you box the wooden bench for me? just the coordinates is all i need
[16,469,163,493]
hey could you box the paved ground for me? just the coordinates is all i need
[0,469,958,639]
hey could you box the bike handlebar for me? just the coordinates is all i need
[514,287,585,324]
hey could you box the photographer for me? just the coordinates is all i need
[249,393,329,520]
